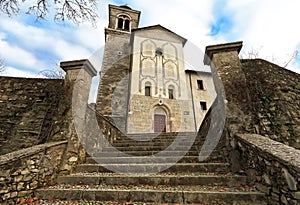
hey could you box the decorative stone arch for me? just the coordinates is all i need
[141,58,156,77]
[141,39,156,57]
[164,61,177,80]
[162,42,177,60]
[116,14,131,31]
[166,82,178,99]
[167,84,176,99]
[140,79,155,95]
[152,104,172,133]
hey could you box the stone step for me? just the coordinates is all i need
[36,185,267,204]
[86,155,225,164]
[102,146,225,153]
[123,132,196,139]
[111,141,200,147]
[57,173,247,187]
[109,139,224,151]
[75,163,230,174]
[114,133,200,139]
[112,137,203,144]
[102,145,198,152]
[91,150,223,157]
[35,200,186,205]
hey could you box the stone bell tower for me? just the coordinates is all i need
[106,4,140,34]
[96,4,141,131]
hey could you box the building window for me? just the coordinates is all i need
[117,15,130,31]
[145,86,151,96]
[168,89,174,99]
[200,101,207,110]
[117,18,124,29]
[155,48,163,56]
[197,80,204,90]
[124,19,130,30]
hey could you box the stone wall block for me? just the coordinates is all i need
[0,141,67,203]
[0,77,65,155]
[283,168,297,191]
[234,134,300,204]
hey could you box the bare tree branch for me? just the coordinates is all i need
[0,0,98,25]
[241,46,262,59]
[54,0,98,25]
[241,46,298,68]
[283,50,298,68]
[0,0,20,16]
[38,66,65,79]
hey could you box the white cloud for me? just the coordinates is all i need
[0,15,98,67]
[74,25,104,52]
[225,0,300,71]
[0,0,300,78]
[126,0,215,48]
[0,32,41,69]
[0,66,39,78]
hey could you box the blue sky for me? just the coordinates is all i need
[0,0,300,85]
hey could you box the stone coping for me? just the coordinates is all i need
[60,59,97,77]
[0,141,67,166]
[204,41,243,65]
[236,134,300,172]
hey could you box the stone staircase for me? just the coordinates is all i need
[36,132,267,204]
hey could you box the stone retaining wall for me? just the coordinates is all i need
[233,133,300,205]
[0,76,64,155]
[0,141,67,204]
[242,59,300,149]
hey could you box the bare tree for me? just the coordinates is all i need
[282,50,298,68]
[38,66,65,79]
[241,47,298,68]
[241,46,263,59]
[0,0,98,25]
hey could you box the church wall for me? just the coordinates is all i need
[127,95,195,133]
[96,33,131,132]
[130,35,189,100]
[187,72,217,130]
[127,34,195,133]
[133,29,184,44]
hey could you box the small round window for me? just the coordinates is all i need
[155,48,163,56]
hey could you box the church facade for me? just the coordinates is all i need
[96,4,216,134]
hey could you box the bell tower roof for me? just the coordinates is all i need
[119,4,132,10]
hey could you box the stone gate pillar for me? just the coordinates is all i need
[59,59,97,172]
[61,59,97,103]
[204,41,252,135]
[204,41,249,106]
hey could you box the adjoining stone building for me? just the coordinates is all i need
[96,4,216,134]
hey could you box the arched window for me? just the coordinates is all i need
[168,85,175,99]
[117,18,124,29]
[116,15,131,31]
[145,82,152,96]
[124,19,130,30]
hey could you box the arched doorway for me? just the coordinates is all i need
[153,107,167,132]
